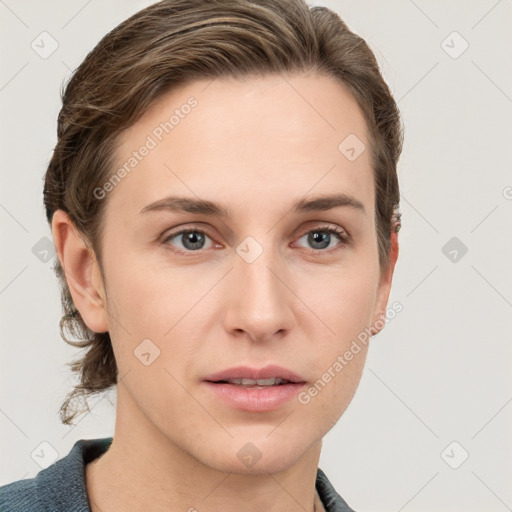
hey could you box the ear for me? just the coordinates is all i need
[369,229,399,336]
[51,209,109,333]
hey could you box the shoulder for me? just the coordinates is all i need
[0,476,41,512]
[0,437,113,512]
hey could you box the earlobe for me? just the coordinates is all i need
[370,230,399,336]
[51,209,109,333]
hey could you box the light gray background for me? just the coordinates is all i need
[1,1,511,511]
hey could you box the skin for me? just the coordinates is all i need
[52,73,398,512]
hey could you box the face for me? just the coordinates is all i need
[75,73,395,474]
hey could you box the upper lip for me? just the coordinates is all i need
[204,365,306,383]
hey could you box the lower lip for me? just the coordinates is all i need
[203,382,306,412]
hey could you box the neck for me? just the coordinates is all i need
[85,386,324,512]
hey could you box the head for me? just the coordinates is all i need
[46,0,402,473]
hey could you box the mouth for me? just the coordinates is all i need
[204,364,307,386]
[202,365,307,411]
[206,377,302,388]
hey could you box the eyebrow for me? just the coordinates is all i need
[139,192,366,217]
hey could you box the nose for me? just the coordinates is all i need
[222,238,295,343]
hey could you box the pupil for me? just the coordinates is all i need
[309,231,330,249]
[183,231,204,250]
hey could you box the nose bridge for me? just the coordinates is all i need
[226,233,293,337]
[237,234,283,303]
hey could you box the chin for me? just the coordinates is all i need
[190,430,319,476]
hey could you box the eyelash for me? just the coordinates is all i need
[162,224,351,256]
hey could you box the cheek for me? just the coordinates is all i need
[308,257,380,340]
[99,251,175,366]
[102,253,219,376]
[105,252,183,326]
[300,263,378,416]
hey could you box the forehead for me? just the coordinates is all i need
[107,73,374,220]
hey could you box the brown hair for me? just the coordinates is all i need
[43,0,403,425]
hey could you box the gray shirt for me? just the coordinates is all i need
[0,438,356,511]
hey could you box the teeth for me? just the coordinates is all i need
[224,377,287,386]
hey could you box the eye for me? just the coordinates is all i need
[163,228,218,254]
[162,223,350,256]
[294,225,350,252]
